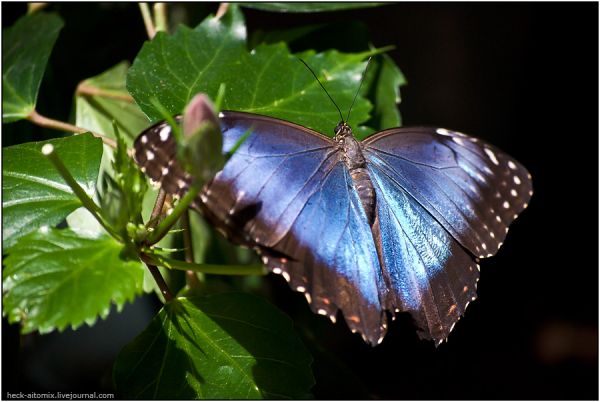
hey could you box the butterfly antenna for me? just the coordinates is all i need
[345,57,372,123]
[298,58,344,122]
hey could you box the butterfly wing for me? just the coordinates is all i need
[363,127,532,258]
[364,127,532,342]
[134,112,387,344]
[369,162,479,343]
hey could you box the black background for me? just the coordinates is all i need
[3,2,598,399]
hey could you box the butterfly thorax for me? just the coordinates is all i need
[335,122,376,225]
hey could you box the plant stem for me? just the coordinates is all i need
[146,182,202,246]
[144,253,266,276]
[28,110,117,149]
[154,3,168,33]
[42,144,120,241]
[148,189,168,230]
[28,3,47,13]
[215,3,229,20]
[76,82,134,102]
[144,260,173,302]
[139,3,156,39]
[181,211,203,289]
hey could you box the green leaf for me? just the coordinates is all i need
[249,23,325,48]
[75,62,149,145]
[114,293,314,399]
[241,3,386,13]
[2,134,103,248]
[3,227,145,334]
[127,5,377,136]
[3,12,64,122]
[373,54,406,129]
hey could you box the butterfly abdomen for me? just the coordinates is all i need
[338,132,376,225]
[351,167,376,225]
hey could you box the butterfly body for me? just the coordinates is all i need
[134,111,532,345]
[335,122,376,224]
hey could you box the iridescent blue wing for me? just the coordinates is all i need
[369,162,479,343]
[134,112,387,344]
[364,127,532,342]
[363,127,532,258]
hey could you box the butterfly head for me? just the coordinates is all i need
[334,121,353,141]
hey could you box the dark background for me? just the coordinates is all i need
[3,2,598,399]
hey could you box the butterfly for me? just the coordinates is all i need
[133,106,532,346]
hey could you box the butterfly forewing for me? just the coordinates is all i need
[363,127,532,259]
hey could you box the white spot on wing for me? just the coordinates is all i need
[317,308,327,315]
[484,147,499,165]
[281,271,291,282]
[436,128,450,136]
[146,150,155,160]
[513,175,522,185]
[503,201,510,209]
[272,267,282,274]
[159,126,170,142]
[452,136,465,145]
[508,160,517,170]
[296,286,306,292]
[140,135,148,144]
[161,167,169,175]
[510,189,518,197]
[305,293,312,304]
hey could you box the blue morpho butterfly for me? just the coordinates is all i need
[133,60,532,346]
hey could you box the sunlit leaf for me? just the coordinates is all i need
[3,228,145,334]
[127,5,377,136]
[374,53,406,129]
[2,134,103,248]
[75,62,149,145]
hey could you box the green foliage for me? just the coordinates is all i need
[2,134,103,248]
[241,3,386,13]
[374,53,407,129]
[75,62,149,144]
[2,12,63,122]
[3,227,145,334]
[100,128,148,233]
[114,293,314,399]
[127,5,378,136]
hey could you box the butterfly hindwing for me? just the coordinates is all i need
[263,160,387,344]
[369,162,479,342]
